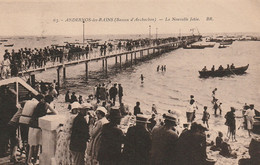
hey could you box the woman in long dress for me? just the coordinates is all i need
[55,102,81,165]
[86,107,108,165]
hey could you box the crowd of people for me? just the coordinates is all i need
[201,63,236,72]
[1,78,259,165]
[0,37,178,80]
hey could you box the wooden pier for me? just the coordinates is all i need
[16,35,201,87]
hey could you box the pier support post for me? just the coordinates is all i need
[126,53,128,62]
[119,55,122,70]
[57,67,61,89]
[63,67,66,79]
[105,58,108,75]
[134,52,137,64]
[130,53,133,66]
[147,49,149,55]
[85,62,88,80]
[30,74,36,88]
[153,48,155,54]
[102,59,104,71]
[115,56,118,67]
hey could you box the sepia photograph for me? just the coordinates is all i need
[0,0,260,164]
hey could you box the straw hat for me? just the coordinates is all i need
[163,113,177,122]
[136,114,150,123]
[71,102,81,110]
[81,103,93,109]
[70,102,81,114]
[96,106,107,115]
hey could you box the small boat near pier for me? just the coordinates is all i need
[199,64,249,78]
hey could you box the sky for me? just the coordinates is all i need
[0,0,260,36]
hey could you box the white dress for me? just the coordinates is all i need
[55,113,77,165]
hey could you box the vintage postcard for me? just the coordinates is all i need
[0,0,260,165]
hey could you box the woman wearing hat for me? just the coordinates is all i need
[69,104,90,165]
[86,107,108,165]
[97,109,124,165]
[123,114,151,165]
[151,113,178,165]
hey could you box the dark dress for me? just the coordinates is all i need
[123,125,151,165]
[70,113,90,152]
[225,111,236,132]
[97,123,124,165]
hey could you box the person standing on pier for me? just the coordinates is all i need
[118,84,123,104]
[100,45,104,56]
[123,114,152,165]
[117,41,122,52]
[103,42,107,56]
[1,55,11,79]
[109,84,118,105]
[164,65,166,71]
[85,45,90,59]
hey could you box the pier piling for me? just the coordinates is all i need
[134,52,137,64]
[85,62,88,80]
[130,53,133,66]
[105,58,108,75]
[63,67,66,79]
[57,67,61,89]
[119,55,122,70]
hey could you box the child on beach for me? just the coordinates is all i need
[202,106,210,128]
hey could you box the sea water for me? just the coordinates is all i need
[1,35,260,116]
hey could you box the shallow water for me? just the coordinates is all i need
[36,41,260,115]
[1,36,260,117]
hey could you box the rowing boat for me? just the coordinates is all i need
[199,64,249,78]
